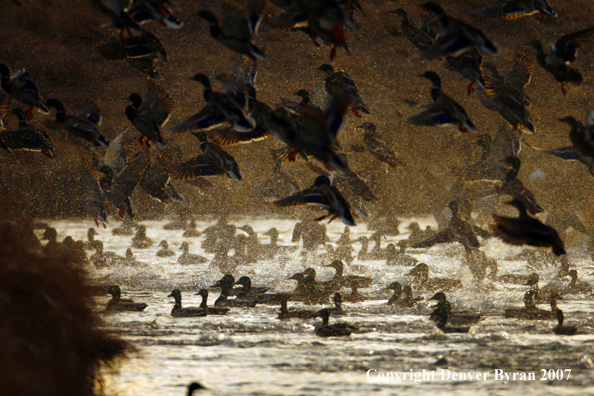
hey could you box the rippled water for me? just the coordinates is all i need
[42,219,594,396]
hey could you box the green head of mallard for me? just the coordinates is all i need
[318,64,334,75]
[294,89,310,103]
[429,292,447,303]
[45,98,65,112]
[127,93,143,108]
[504,155,521,171]
[314,175,331,187]
[420,71,441,88]
[236,276,252,289]
[189,73,211,88]
[197,10,217,24]
[167,289,182,303]
[386,281,402,292]
[108,285,121,298]
[188,382,207,395]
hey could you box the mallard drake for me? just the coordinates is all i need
[178,242,208,265]
[492,156,543,215]
[164,132,242,181]
[477,49,534,133]
[126,80,174,148]
[355,123,404,168]
[407,263,463,291]
[408,71,476,133]
[420,2,497,59]
[553,308,577,336]
[156,239,175,257]
[168,289,206,317]
[530,27,594,95]
[473,0,557,19]
[131,225,153,248]
[170,74,255,134]
[0,64,49,119]
[314,309,357,337]
[273,90,349,169]
[325,259,372,289]
[429,292,471,333]
[44,99,108,147]
[234,276,268,299]
[198,1,264,60]
[318,64,370,117]
[91,240,125,268]
[444,48,483,95]
[386,281,403,305]
[387,8,433,51]
[0,108,53,158]
[105,285,147,312]
[278,298,318,320]
[213,275,258,307]
[411,201,484,252]
[129,0,183,28]
[273,175,356,226]
[194,289,229,315]
[491,199,565,255]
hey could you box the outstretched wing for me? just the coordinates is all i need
[139,80,175,126]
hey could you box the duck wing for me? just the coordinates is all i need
[138,80,175,126]
[554,26,594,63]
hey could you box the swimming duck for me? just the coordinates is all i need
[386,281,404,305]
[401,285,424,308]
[84,228,98,250]
[105,285,147,312]
[530,27,594,95]
[387,8,433,52]
[291,268,335,305]
[183,220,202,237]
[126,79,175,148]
[213,275,258,307]
[318,64,369,118]
[553,308,577,336]
[0,64,49,119]
[411,201,484,252]
[540,269,593,297]
[170,74,255,134]
[129,0,183,28]
[444,48,483,95]
[168,289,206,317]
[44,99,108,147]
[164,132,242,181]
[354,123,404,168]
[123,248,146,267]
[420,2,497,59]
[314,309,357,337]
[325,259,372,290]
[0,108,54,158]
[492,156,543,215]
[187,382,206,396]
[491,200,565,255]
[234,276,268,299]
[178,242,208,265]
[194,289,229,315]
[278,298,318,320]
[386,241,418,266]
[198,1,264,60]
[429,292,470,333]
[91,240,125,268]
[473,0,557,19]
[477,49,534,133]
[408,71,476,133]
[407,263,463,291]
[503,290,557,320]
[131,225,153,248]
[326,292,346,316]
[273,175,356,226]
[156,240,175,257]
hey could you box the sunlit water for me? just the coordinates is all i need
[42,219,594,396]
